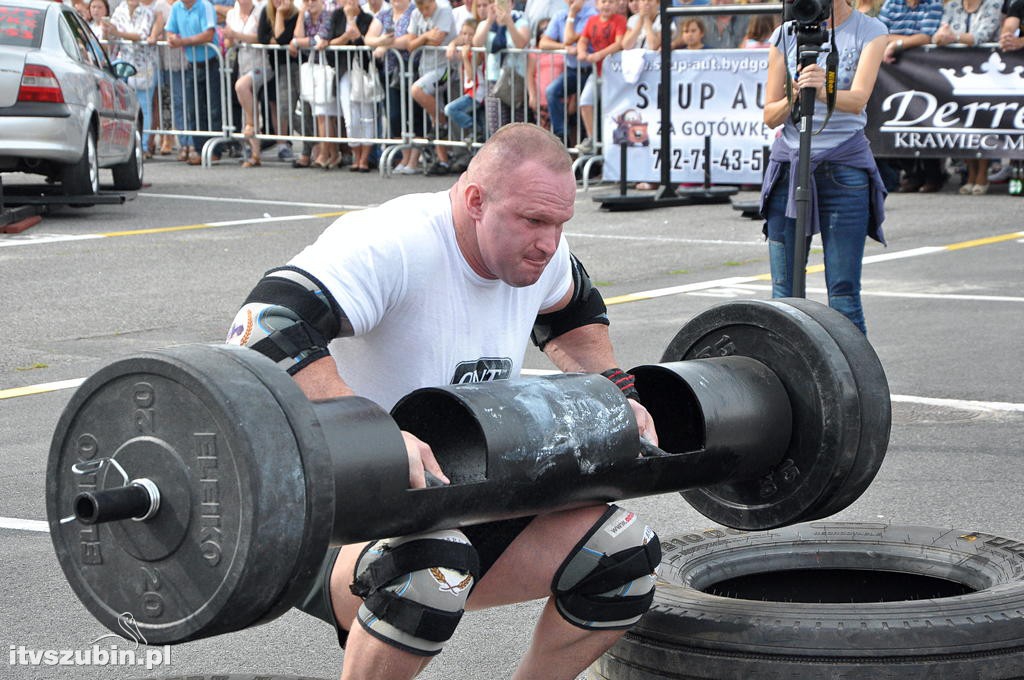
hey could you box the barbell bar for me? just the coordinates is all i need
[47,298,890,644]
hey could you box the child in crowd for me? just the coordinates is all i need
[444,19,487,139]
[569,0,626,154]
[677,17,705,49]
[405,0,458,174]
[89,0,110,40]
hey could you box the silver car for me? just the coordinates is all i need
[0,0,143,195]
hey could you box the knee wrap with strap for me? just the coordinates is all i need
[350,530,481,657]
[552,505,661,630]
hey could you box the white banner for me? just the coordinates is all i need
[600,49,776,184]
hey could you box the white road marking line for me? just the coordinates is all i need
[728,284,1024,303]
[0,518,49,532]
[0,233,103,248]
[567,232,765,247]
[139,192,368,210]
[890,394,1024,413]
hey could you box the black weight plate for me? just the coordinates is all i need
[780,298,891,520]
[47,345,317,644]
[215,345,335,626]
[661,299,862,530]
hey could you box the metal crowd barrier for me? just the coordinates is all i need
[102,35,597,175]
[103,38,231,166]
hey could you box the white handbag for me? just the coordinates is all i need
[300,52,336,105]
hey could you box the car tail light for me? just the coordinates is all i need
[18,64,64,103]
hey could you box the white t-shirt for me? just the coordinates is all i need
[226,1,264,75]
[289,190,573,410]
[409,3,457,73]
[625,12,672,49]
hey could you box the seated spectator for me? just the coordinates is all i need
[258,0,302,163]
[539,0,597,144]
[932,0,1002,194]
[225,0,266,166]
[318,0,377,171]
[405,0,458,175]
[740,13,778,48]
[1000,0,1024,50]
[289,0,334,169]
[444,19,487,138]
[108,0,157,157]
[573,0,626,154]
[475,0,531,140]
[878,0,945,191]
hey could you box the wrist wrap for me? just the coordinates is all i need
[601,368,639,402]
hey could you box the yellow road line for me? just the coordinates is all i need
[0,378,85,401]
[100,211,348,238]
[944,231,1024,251]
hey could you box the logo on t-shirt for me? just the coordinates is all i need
[451,357,513,384]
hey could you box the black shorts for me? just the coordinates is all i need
[295,516,536,648]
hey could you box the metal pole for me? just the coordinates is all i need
[792,47,819,298]
[655,0,677,199]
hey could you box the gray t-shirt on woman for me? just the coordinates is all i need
[771,11,888,151]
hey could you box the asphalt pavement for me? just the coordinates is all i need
[1,152,1022,680]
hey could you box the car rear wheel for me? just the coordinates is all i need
[62,129,99,196]
[112,127,144,191]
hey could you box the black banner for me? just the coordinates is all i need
[866,47,1024,159]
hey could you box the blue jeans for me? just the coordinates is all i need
[183,59,223,151]
[166,69,186,145]
[445,94,484,133]
[766,162,869,334]
[136,85,154,151]
[545,65,589,138]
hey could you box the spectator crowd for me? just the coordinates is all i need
[79,0,1024,188]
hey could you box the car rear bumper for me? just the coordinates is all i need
[0,106,84,164]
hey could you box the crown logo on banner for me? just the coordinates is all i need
[939,52,1024,96]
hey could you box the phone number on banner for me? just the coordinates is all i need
[652,146,766,173]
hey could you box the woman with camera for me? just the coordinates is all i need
[760,0,889,335]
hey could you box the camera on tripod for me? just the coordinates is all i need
[784,0,832,45]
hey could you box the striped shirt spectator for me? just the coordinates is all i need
[878,0,943,36]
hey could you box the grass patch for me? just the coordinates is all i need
[16,363,48,371]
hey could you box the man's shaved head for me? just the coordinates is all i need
[466,123,573,195]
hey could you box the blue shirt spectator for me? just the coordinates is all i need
[542,0,596,68]
[165,0,219,62]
